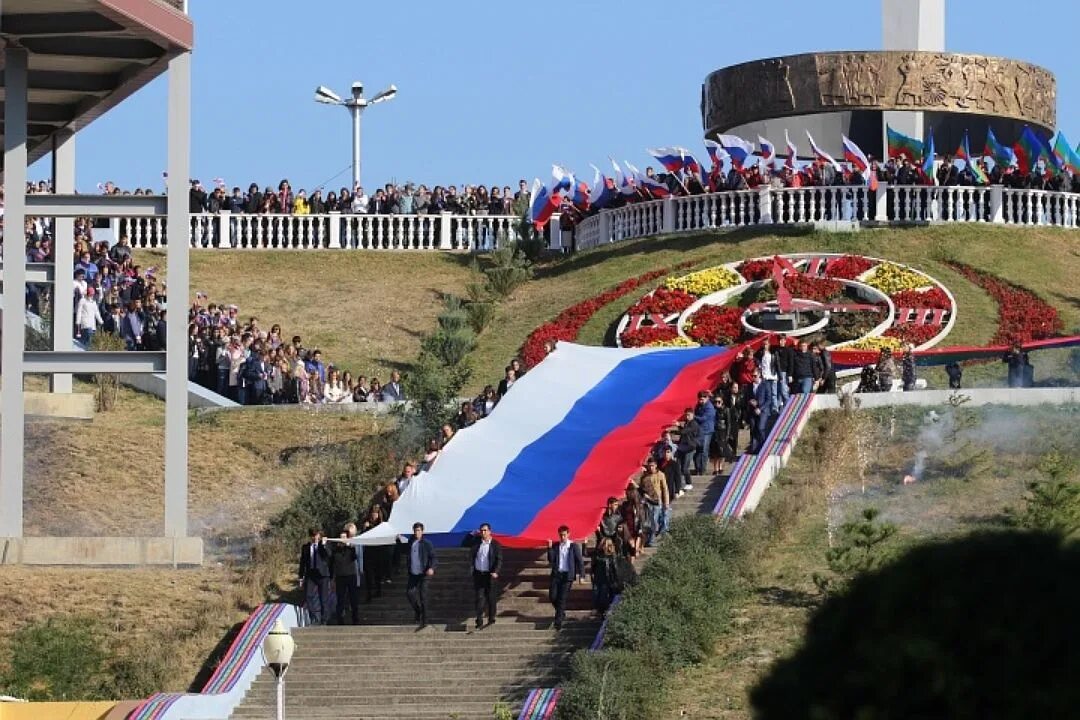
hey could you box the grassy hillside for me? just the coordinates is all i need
[663,402,1080,719]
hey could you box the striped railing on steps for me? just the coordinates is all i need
[127,603,296,720]
[713,393,816,519]
[518,687,562,719]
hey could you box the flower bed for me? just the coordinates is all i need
[824,254,876,280]
[783,275,845,303]
[519,261,697,367]
[889,287,952,310]
[843,335,903,352]
[948,262,1063,345]
[737,259,774,281]
[827,310,886,344]
[685,305,745,346]
[884,323,940,345]
[626,287,697,316]
[862,262,930,294]
[619,325,681,348]
[664,266,741,296]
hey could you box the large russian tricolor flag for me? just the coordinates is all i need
[357,343,741,547]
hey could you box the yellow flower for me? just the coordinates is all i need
[843,336,903,352]
[862,262,931,295]
[647,336,699,348]
[664,266,741,296]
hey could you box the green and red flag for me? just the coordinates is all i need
[1052,131,1080,174]
[887,124,923,162]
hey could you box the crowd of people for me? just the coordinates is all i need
[189,178,533,218]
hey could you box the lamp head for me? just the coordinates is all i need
[314,86,342,105]
[351,82,364,100]
[262,618,295,678]
[370,84,397,105]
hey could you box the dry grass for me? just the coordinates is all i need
[137,249,477,376]
[22,384,389,546]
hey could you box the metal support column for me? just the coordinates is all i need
[51,130,76,393]
[1,47,30,538]
[164,51,192,538]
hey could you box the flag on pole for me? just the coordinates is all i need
[784,130,798,170]
[528,178,559,229]
[1013,126,1050,174]
[956,133,989,184]
[984,127,1016,167]
[757,136,776,163]
[588,165,617,211]
[922,129,936,179]
[639,173,673,198]
[886,125,924,162]
[1052,132,1080,175]
[611,158,635,196]
[551,165,573,193]
[715,134,754,168]
[570,175,591,211]
[805,131,840,170]
[955,132,971,162]
[678,149,704,179]
[647,148,684,173]
[841,135,871,173]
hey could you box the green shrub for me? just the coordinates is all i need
[1011,449,1080,538]
[2,616,109,700]
[464,301,496,334]
[555,648,666,720]
[483,244,533,298]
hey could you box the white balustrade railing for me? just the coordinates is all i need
[114,211,527,250]
[567,184,1080,250]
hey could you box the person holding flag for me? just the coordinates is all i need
[528,177,560,230]
[784,130,798,171]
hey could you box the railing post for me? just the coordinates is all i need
[217,209,230,248]
[662,196,676,233]
[758,187,774,224]
[110,217,122,245]
[327,212,341,248]
[989,185,1004,224]
[438,211,452,249]
[549,213,563,250]
[876,183,889,222]
[599,210,611,244]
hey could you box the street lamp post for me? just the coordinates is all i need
[262,618,296,720]
[314,81,397,190]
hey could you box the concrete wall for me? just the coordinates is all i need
[0,536,203,566]
[0,702,119,720]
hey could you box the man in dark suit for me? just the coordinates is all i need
[546,525,584,630]
[298,528,332,625]
[748,370,774,454]
[467,523,503,629]
[331,524,361,625]
[406,522,437,628]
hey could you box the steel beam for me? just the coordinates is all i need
[25,193,167,217]
[1,47,30,539]
[0,262,54,284]
[164,51,191,539]
[22,351,166,375]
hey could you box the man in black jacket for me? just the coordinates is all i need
[547,525,584,630]
[467,523,503,629]
[331,524,361,625]
[406,522,437,628]
[775,336,795,409]
[675,407,700,493]
[298,528,332,625]
[792,340,823,394]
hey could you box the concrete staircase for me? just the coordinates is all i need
[228,474,725,720]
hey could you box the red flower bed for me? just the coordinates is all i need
[519,261,697,367]
[685,305,745,345]
[884,324,940,346]
[620,325,680,348]
[948,262,1063,345]
[626,287,697,316]
[889,287,952,310]
[783,274,844,302]
[737,259,774,281]
[824,254,876,279]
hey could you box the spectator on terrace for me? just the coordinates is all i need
[324,368,351,403]
[241,349,270,405]
[305,349,327,384]
[477,385,498,417]
[876,349,897,392]
[351,185,368,214]
[638,457,670,545]
[352,375,369,402]
[367,378,382,402]
[382,370,405,402]
[395,462,418,494]
[675,407,700,494]
[456,401,479,429]
[439,424,455,447]
[293,190,310,215]
[509,358,526,378]
[303,370,323,404]
[590,537,619,616]
[75,287,103,346]
[120,300,145,350]
[108,235,133,264]
[497,367,516,397]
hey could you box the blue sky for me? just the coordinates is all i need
[43,0,1079,193]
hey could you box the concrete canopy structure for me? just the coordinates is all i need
[0,0,200,565]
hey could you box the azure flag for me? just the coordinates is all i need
[984,127,1016,167]
[922,129,936,178]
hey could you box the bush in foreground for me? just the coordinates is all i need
[752,531,1080,720]
[556,515,748,720]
